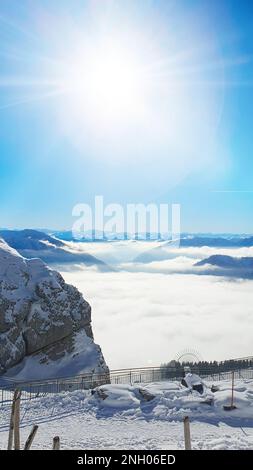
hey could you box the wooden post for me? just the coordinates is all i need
[7,390,19,450]
[24,425,39,450]
[14,390,21,450]
[52,436,60,450]
[183,416,191,450]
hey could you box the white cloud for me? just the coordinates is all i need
[65,240,253,265]
[61,248,253,370]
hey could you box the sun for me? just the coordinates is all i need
[63,44,144,121]
[0,7,224,173]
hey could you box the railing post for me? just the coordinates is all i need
[231,370,235,407]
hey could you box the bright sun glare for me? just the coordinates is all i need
[64,45,144,119]
[0,4,228,175]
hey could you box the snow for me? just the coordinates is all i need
[0,238,61,302]
[1,378,253,449]
[3,331,106,382]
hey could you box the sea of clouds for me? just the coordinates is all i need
[60,241,253,370]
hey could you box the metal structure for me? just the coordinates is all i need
[174,348,203,364]
[0,356,253,406]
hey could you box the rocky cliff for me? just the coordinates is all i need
[0,239,108,381]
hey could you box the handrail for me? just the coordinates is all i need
[1,356,253,390]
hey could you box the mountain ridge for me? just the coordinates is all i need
[0,229,112,271]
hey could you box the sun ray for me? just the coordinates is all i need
[0,77,62,88]
[0,88,64,110]
[144,54,251,84]
[0,13,39,42]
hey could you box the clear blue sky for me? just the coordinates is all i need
[0,0,253,232]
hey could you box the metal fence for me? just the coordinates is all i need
[111,366,253,384]
[1,361,253,406]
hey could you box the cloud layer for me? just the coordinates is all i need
[60,241,253,370]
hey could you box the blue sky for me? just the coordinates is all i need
[0,0,253,232]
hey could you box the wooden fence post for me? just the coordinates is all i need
[183,416,192,450]
[52,436,60,450]
[24,425,39,450]
[7,390,18,450]
[14,390,21,450]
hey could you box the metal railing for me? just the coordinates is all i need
[1,359,253,406]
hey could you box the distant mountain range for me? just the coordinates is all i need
[48,230,168,242]
[177,236,253,248]
[0,229,64,249]
[48,230,253,247]
[195,255,253,279]
[1,228,253,278]
[195,254,253,269]
[2,228,253,246]
[0,229,111,271]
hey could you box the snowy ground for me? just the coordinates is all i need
[1,378,253,450]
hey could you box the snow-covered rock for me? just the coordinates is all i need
[0,239,108,380]
[86,379,253,422]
